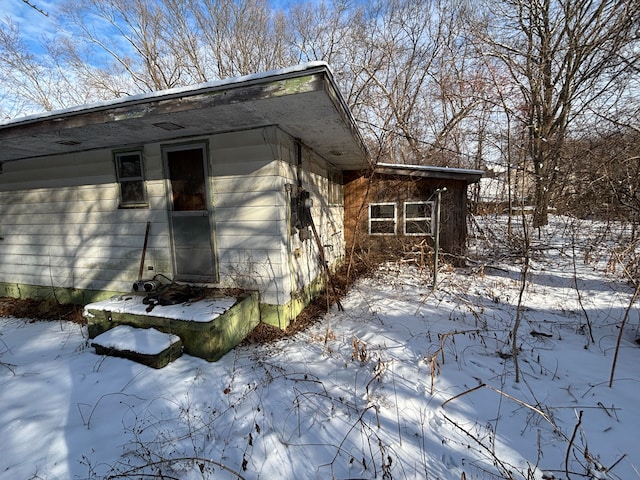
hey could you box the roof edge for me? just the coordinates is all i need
[375,162,484,183]
[1,62,333,129]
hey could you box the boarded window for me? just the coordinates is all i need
[369,203,396,235]
[115,151,147,207]
[404,201,433,235]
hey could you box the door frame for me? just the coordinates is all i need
[162,140,219,283]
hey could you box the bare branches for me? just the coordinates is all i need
[22,0,48,17]
[481,0,640,227]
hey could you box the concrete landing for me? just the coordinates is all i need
[91,325,183,368]
[84,291,259,362]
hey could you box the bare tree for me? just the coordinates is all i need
[338,0,492,167]
[0,18,55,112]
[190,0,293,79]
[482,0,640,227]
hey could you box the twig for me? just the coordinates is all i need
[442,383,557,430]
[106,456,246,479]
[442,413,515,479]
[22,0,48,16]
[565,410,583,480]
[609,281,640,387]
[441,383,486,409]
[571,230,594,345]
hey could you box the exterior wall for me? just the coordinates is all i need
[0,125,344,323]
[0,147,171,302]
[210,127,343,326]
[344,172,469,263]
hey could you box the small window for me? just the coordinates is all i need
[404,201,433,235]
[115,151,147,207]
[328,170,343,205]
[369,203,396,235]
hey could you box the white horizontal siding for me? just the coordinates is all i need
[0,125,346,307]
[0,146,172,294]
[209,128,290,304]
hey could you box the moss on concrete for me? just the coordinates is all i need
[86,292,259,362]
[0,282,120,305]
[259,272,327,329]
[92,339,183,368]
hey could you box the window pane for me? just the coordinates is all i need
[406,202,431,218]
[168,148,207,211]
[371,204,395,219]
[120,180,145,204]
[118,154,142,178]
[371,220,395,234]
[406,219,431,234]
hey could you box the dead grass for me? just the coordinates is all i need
[0,297,86,324]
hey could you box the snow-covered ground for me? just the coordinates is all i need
[1,215,638,480]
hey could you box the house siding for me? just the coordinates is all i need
[0,125,343,316]
[210,127,342,308]
[0,149,170,299]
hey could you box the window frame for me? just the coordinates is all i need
[327,169,343,206]
[114,149,148,208]
[403,201,434,236]
[369,202,397,235]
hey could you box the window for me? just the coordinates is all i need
[114,151,147,207]
[404,201,433,235]
[369,203,396,235]
[328,170,343,205]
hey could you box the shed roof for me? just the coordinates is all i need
[375,163,483,183]
[0,62,368,169]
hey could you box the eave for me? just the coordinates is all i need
[375,163,484,184]
[0,62,368,170]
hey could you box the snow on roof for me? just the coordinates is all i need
[376,162,484,177]
[0,61,333,128]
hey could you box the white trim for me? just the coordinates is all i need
[114,150,148,208]
[403,201,434,236]
[369,202,396,235]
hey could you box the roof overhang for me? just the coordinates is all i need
[375,163,483,184]
[0,62,368,170]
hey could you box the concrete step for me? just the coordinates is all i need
[91,325,183,368]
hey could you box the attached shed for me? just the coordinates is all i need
[344,163,483,265]
[0,62,368,332]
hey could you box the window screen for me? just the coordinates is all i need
[115,151,147,207]
[369,203,396,235]
[404,201,433,235]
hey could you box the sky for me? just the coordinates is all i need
[3,0,59,43]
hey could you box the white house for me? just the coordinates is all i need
[0,62,369,331]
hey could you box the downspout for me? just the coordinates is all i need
[286,182,298,307]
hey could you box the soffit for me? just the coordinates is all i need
[0,64,368,170]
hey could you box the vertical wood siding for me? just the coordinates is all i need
[344,172,469,263]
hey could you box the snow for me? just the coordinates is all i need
[377,162,484,176]
[91,326,180,355]
[84,295,237,322]
[0,61,331,127]
[1,215,639,480]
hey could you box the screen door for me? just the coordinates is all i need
[164,143,217,282]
